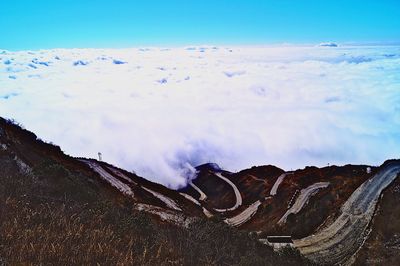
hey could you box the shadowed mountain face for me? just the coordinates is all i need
[0,117,312,265]
[1,117,399,265]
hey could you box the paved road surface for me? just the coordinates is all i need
[106,166,137,185]
[83,160,135,197]
[135,203,190,227]
[84,160,182,212]
[270,172,292,196]
[142,187,182,211]
[278,182,330,224]
[179,192,201,206]
[294,163,400,265]
[225,200,261,227]
[190,181,208,201]
[214,173,243,212]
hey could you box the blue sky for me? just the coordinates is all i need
[1,0,400,50]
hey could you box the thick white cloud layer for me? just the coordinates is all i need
[1,45,399,188]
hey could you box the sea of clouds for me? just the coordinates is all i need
[1,45,399,188]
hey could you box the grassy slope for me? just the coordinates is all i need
[0,118,313,265]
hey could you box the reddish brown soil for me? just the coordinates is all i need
[353,173,400,266]
[179,162,376,239]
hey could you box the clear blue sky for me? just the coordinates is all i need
[1,0,400,50]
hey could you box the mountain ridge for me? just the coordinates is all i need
[1,116,399,265]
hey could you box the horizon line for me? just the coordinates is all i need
[2,41,400,53]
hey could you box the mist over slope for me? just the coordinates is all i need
[1,45,399,187]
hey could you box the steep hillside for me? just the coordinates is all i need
[293,161,400,264]
[178,163,376,236]
[176,158,400,265]
[353,168,400,266]
[0,117,312,265]
[1,117,399,265]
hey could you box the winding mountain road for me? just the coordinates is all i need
[179,192,201,206]
[293,163,400,265]
[106,166,137,185]
[278,182,330,224]
[142,187,182,211]
[225,200,261,227]
[83,160,183,212]
[190,181,208,201]
[135,203,190,227]
[270,173,290,196]
[214,172,243,212]
[83,160,135,197]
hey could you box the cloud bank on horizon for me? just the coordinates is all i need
[1,45,399,188]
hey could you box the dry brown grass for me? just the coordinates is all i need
[0,117,314,265]
[1,198,144,264]
[0,182,312,265]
